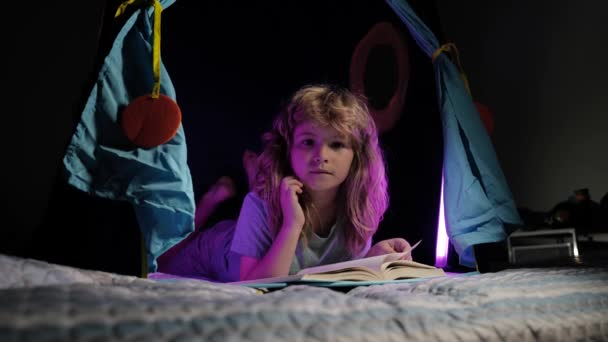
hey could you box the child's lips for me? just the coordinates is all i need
[310,169,332,175]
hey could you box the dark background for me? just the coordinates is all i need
[2,0,451,275]
[435,1,607,211]
[162,0,444,260]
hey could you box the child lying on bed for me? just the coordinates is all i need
[157,84,412,282]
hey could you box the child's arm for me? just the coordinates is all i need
[240,176,305,280]
[239,221,302,280]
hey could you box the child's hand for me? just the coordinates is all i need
[365,238,413,260]
[279,176,305,230]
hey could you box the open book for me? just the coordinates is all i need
[231,241,446,286]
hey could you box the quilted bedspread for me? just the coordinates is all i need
[1,253,607,341]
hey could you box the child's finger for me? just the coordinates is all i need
[281,177,296,190]
[392,238,411,252]
[282,177,304,194]
[289,183,303,195]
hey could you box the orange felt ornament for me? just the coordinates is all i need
[121,94,182,148]
[117,0,181,149]
[474,102,494,136]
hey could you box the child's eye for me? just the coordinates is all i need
[300,139,314,147]
[330,141,346,149]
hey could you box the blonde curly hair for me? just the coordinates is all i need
[253,84,389,255]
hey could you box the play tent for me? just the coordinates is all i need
[62,0,521,273]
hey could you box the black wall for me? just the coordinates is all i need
[436,1,608,212]
[163,0,444,265]
[4,1,107,256]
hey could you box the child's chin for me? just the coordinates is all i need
[305,182,340,193]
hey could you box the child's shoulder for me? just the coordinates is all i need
[244,190,262,201]
[239,191,270,220]
[243,191,267,208]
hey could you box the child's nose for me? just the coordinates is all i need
[313,156,328,164]
[313,145,330,163]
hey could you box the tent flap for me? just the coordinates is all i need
[62,0,194,273]
[386,0,522,268]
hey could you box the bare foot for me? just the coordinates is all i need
[195,176,236,230]
[242,149,259,190]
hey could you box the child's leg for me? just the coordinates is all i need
[156,219,237,280]
[157,176,235,272]
[194,176,236,230]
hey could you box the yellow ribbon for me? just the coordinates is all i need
[115,0,140,17]
[116,0,163,99]
[432,43,471,96]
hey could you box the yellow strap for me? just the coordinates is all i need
[432,43,471,96]
[115,0,145,17]
[151,0,162,98]
[115,0,163,99]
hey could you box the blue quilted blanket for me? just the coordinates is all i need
[1,254,607,341]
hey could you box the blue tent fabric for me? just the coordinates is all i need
[386,0,522,267]
[62,0,194,273]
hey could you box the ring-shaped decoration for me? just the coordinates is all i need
[349,21,410,134]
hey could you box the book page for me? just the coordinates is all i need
[382,259,439,271]
[297,240,421,276]
[382,260,446,279]
[297,254,389,275]
[229,274,304,286]
[300,269,382,281]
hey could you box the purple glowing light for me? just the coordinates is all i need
[435,173,449,268]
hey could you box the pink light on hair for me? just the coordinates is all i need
[435,171,449,268]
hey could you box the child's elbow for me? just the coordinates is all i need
[239,256,259,281]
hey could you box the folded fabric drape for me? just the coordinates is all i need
[62,0,194,273]
[385,0,522,267]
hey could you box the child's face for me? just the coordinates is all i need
[290,121,354,194]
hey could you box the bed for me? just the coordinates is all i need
[2,253,607,341]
